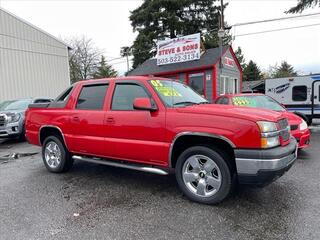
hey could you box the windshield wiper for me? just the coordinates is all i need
[173,101,197,106]
[197,101,209,105]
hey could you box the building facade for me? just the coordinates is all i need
[0,7,70,102]
[128,46,242,102]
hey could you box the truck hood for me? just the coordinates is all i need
[281,111,302,126]
[0,110,25,117]
[175,104,284,122]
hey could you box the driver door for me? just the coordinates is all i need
[105,82,167,165]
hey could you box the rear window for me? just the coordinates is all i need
[292,86,307,101]
[76,84,108,110]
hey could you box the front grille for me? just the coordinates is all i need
[0,115,6,127]
[278,118,290,142]
[290,125,299,131]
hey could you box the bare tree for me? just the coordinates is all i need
[67,36,102,83]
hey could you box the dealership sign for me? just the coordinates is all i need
[157,33,201,66]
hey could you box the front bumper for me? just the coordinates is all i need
[235,138,298,186]
[0,122,23,138]
[292,128,310,149]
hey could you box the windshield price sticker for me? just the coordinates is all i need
[233,97,256,107]
[155,86,182,97]
[151,80,163,87]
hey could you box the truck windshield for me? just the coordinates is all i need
[149,79,208,107]
[0,100,32,111]
[232,95,285,111]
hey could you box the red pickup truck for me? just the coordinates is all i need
[25,77,297,204]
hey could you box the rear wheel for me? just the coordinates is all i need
[42,135,73,173]
[175,146,233,204]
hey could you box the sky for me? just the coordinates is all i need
[0,0,319,75]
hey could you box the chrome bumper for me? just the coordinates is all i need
[0,122,22,138]
[235,139,298,185]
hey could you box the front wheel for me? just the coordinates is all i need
[42,135,73,173]
[175,146,233,205]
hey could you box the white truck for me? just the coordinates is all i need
[265,74,320,125]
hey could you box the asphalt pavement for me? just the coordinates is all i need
[0,130,320,240]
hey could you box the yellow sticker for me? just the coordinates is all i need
[150,80,163,87]
[155,86,182,97]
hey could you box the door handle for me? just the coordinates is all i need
[106,117,115,124]
[73,116,80,122]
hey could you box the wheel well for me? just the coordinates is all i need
[170,135,236,170]
[39,127,64,145]
[294,112,312,126]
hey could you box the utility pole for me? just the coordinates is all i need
[217,0,225,96]
[218,0,225,69]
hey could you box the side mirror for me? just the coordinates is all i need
[133,98,157,111]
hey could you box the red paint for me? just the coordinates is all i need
[25,77,289,168]
[212,65,217,101]
[215,93,311,149]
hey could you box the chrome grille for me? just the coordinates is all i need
[278,119,290,142]
[0,115,6,127]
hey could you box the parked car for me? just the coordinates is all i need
[25,77,297,204]
[215,93,310,149]
[0,98,53,140]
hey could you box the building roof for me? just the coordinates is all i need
[128,46,230,76]
[242,80,265,93]
[0,7,70,48]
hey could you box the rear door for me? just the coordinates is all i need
[314,81,320,115]
[68,83,109,156]
[105,81,167,165]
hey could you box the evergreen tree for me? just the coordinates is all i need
[93,56,117,79]
[129,0,230,68]
[235,46,246,69]
[243,60,263,81]
[287,0,319,13]
[272,61,297,78]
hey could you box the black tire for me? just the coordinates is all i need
[42,135,73,173]
[175,146,233,205]
[18,125,26,142]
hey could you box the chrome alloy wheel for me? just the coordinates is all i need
[44,141,62,169]
[182,154,222,197]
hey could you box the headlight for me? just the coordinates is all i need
[299,120,308,131]
[7,113,21,123]
[257,121,280,149]
[257,121,278,133]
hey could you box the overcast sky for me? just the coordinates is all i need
[0,0,319,75]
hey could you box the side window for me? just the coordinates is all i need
[76,84,108,110]
[216,97,229,105]
[112,84,149,110]
[56,87,73,102]
[221,97,229,105]
[292,85,307,101]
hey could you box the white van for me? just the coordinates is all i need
[265,74,320,124]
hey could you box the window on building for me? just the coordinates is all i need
[76,84,108,110]
[112,84,149,110]
[220,76,238,95]
[189,73,205,96]
[292,85,307,101]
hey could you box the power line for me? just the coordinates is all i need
[235,22,320,37]
[232,12,320,27]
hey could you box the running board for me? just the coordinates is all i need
[72,155,169,175]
